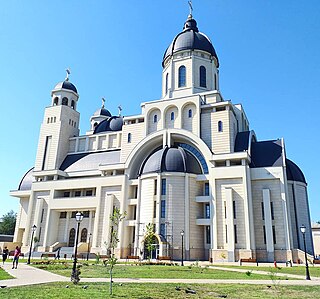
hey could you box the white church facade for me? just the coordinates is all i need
[10,13,313,262]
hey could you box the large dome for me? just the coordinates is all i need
[54,80,78,93]
[162,15,219,67]
[93,116,123,134]
[139,146,202,175]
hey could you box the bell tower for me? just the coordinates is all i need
[34,70,80,172]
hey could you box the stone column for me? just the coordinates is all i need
[263,189,274,262]
[225,188,235,262]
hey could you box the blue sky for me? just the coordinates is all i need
[0,0,319,221]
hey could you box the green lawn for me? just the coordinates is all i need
[0,282,319,298]
[214,264,320,277]
[32,262,290,280]
[0,267,13,280]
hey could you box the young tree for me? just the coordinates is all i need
[104,207,126,295]
[0,210,16,235]
[144,223,155,261]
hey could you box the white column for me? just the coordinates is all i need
[22,194,36,246]
[263,189,274,262]
[64,211,70,243]
[88,211,93,241]
[225,188,235,262]
[42,209,52,249]
[92,188,102,248]
[134,177,142,256]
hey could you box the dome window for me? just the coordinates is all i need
[218,121,223,132]
[71,100,75,110]
[62,97,68,106]
[165,73,169,94]
[200,66,207,88]
[153,114,158,123]
[178,66,186,87]
[53,97,58,106]
[188,109,192,118]
[127,133,132,143]
[170,112,175,121]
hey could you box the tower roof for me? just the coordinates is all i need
[162,15,219,67]
[54,80,78,94]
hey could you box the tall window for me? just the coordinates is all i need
[263,225,266,244]
[188,109,192,118]
[53,97,58,106]
[261,202,265,220]
[205,203,210,219]
[81,228,87,242]
[271,202,274,220]
[153,201,157,218]
[214,74,217,89]
[178,65,186,87]
[154,179,157,195]
[234,225,238,244]
[165,73,169,94]
[127,133,132,143]
[170,111,174,121]
[200,66,206,88]
[153,114,158,123]
[161,178,166,195]
[233,200,236,219]
[205,226,211,244]
[161,200,166,218]
[71,100,75,109]
[204,182,209,196]
[272,225,277,244]
[62,97,68,106]
[218,121,223,132]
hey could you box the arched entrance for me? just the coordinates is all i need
[81,228,87,242]
[68,228,75,247]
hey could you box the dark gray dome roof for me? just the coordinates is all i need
[93,116,123,134]
[162,15,219,67]
[140,146,202,175]
[93,107,112,117]
[286,159,307,184]
[54,80,78,93]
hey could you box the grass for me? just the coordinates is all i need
[0,267,13,280]
[0,282,320,298]
[32,261,287,280]
[214,264,320,277]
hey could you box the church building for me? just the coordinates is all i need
[10,11,313,262]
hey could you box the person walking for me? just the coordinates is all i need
[12,246,21,269]
[2,246,9,265]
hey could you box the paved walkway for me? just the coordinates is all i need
[1,262,320,288]
[0,262,68,288]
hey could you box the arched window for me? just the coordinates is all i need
[188,109,192,118]
[165,73,169,94]
[62,97,68,106]
[71,100,75,110]
[170,111,174,121]
[81,228,88,243]
[53,97,58,106]
[94,122,98,127]
[127,132,132,143]
[153,114,158,123]
[218,121,223,132]
[200,66,206,88]
[68,228,75,247]
[178,65,186,87]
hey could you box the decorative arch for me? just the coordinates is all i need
[182,102,197,133]
[81,228,87,243]
[164,105,178,129]
[147,108,161,134]
[68,228,75,247]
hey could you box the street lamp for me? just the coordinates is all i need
[86,233,92,261]
[27,225,37,264]
[180,230,184,266]
[300,224,311,280]
[71,212,83,281]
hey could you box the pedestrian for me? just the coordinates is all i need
[2,246,9,265]
[55,247,61,260]
[12,246,21,269]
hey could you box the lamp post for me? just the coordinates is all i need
[300,224,311,280]
[71,212,83,280]
[86,233,92,261]
[27,225,37,264]
[180,230,184,266]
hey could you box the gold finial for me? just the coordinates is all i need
[65,68,71,81]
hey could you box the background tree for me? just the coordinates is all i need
[104,206,126,295]
[144,223,155,261]
[0,210,16,235]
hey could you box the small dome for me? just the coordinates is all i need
[162,15,219,67]
[93,116,123,134]
[286,159,307,184]
[18,167,35,191]
[54,80,78,93]
[140,146,202,175]
[93,107,112,117]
